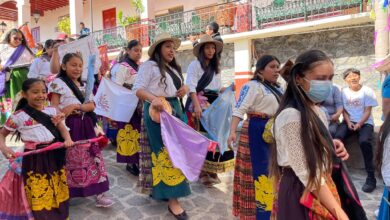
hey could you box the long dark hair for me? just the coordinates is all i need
[12,78,46,141]
[376,114,390,172]
[57,53,84,86]
[41,39,55,61]
[150,41,183,91]
[123,40,141,59]
[252,55,280,82]
[269,49,333,191]
[197,42,220,75]
[2,28,33,54]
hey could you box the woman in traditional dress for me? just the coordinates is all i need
[185,35,234,186]
[0,28,34,125]
[134,32,190,220]
[228,55,282,220]
[28,39,56,83]
[270,50,348,219]
[107,39,143,176]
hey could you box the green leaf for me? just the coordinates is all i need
[57,16,71,35]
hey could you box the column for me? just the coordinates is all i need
[69,0,84,36]
[141,0,155,47]
[234,38,253,97]
[141,0,155,20]
[17,0,31,27]
[375,0,389,61]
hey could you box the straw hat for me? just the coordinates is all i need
[149,97,173,123]
[193,35,223,57]
[148,32,181,57]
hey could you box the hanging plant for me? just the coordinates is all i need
[57,16,71,35]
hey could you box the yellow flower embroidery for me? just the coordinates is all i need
[117,124,140,157]
[151,148,186,186]
[24,169,69,211]
[254,175,274,211]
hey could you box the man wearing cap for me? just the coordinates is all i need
[335,68,378,193]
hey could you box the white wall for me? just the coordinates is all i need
[30,6,69,42]
[29,0,220,42]
[154,0,219,15]
[82,0,136,32]
[30,0,137,42]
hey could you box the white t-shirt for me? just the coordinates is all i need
[341,85,378,126]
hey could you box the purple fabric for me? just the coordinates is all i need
[160,110,217,182]
[65,115,110,198]
[0,45,25,96]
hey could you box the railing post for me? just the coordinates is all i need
[304,0,308,21]
[360,0,363,13]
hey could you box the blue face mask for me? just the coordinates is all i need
[303,78,333,103]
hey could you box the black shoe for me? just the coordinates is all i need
[362,177,376,193]
[168,206,188,220]
[126,163,140,176]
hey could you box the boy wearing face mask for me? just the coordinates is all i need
[335,68,378,193]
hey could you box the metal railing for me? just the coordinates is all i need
[92,0,366,52]
[254,0,365,28]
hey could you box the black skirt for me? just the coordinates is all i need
[22,145,69,220]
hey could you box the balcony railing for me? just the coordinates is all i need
[92,0,366,52]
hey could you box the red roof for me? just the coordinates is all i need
[0,0,72,21]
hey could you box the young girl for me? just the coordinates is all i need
[270,50,348,219]
[107,40,142,176]
[229,55,282,220]
[49,53,113,207]
[28,39,56,82]
[185,35,234,186]
[0,78,73,220]
[134,33,190,219]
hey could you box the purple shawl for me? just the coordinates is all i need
[0,45,25,96]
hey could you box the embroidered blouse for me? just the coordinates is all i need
[186,60,222,93]
[28,57,51,79]
[274,107,328,189]
[48,78,94,109]
[233,80,281,119]
[0,44,33,67]
[115,63,137,86]
[4,107,58,143]
[133,60,183,97]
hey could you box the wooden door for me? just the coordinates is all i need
[102,8,116,30]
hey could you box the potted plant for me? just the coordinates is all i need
[216,0,236,28]
[118,0,149,46]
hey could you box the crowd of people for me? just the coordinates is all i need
[0,21,388,220]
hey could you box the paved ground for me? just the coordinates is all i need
[0,140,383,220]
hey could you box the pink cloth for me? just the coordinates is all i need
[160,110,217,182]
[0,169,33,220]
